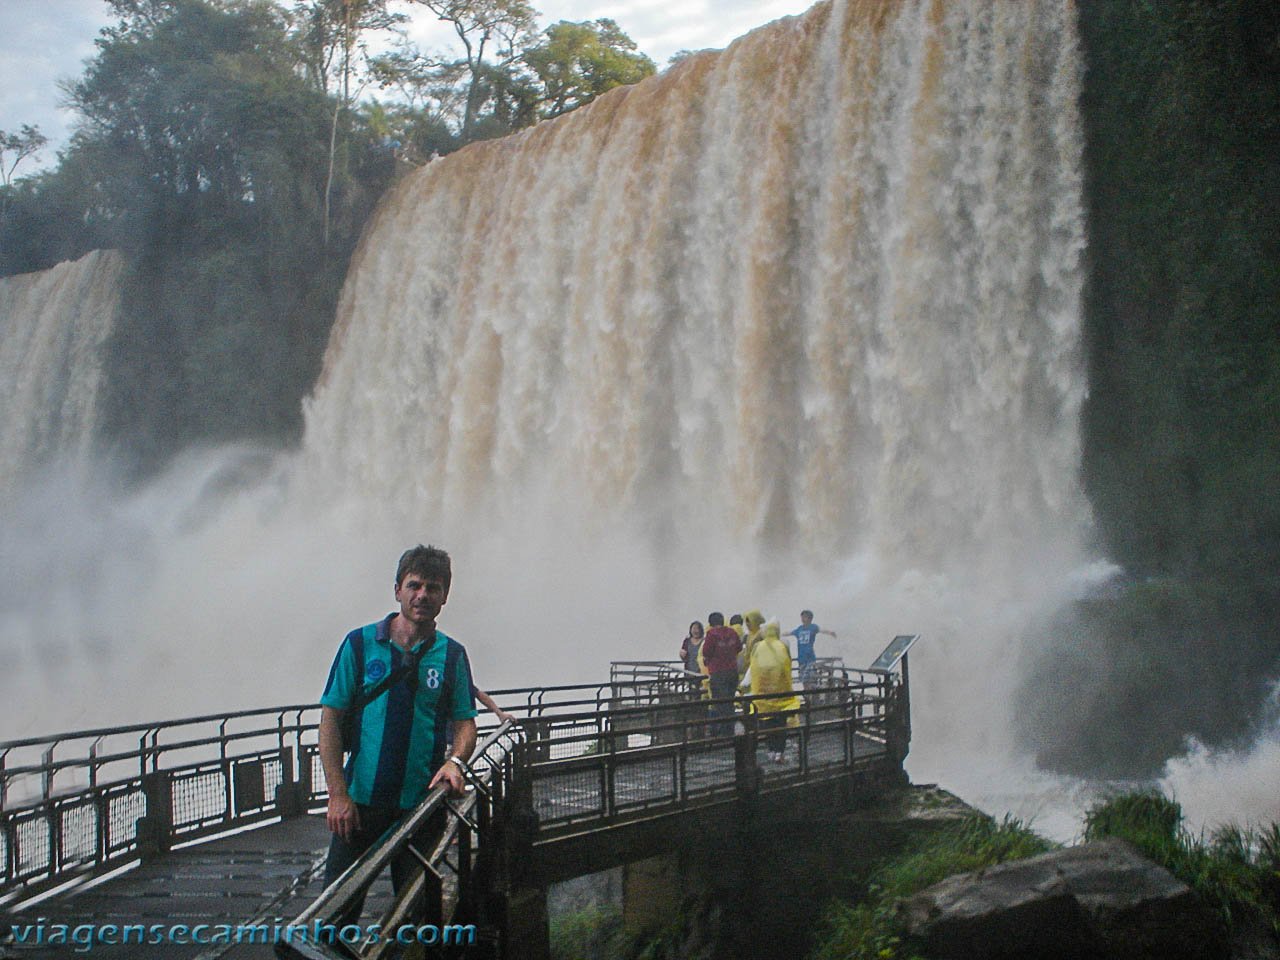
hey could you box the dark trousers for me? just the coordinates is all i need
[323,804,445,927]
[760,714,787,754]
[708,671,738,736]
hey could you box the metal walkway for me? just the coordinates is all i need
[1,656,912,959]
[2,816,330,958]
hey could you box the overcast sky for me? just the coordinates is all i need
[0,0,817,173]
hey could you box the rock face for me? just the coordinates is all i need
[901,838,1220,960]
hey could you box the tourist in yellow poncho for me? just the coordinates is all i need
[737,609,766,680]
[746,621,802,762]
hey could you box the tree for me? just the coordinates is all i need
[405,0,539,141]
[34,0,397,472]
[0,125,49,225]
[292,0,403,245]
[367,39,469,151]
[372,8,654,143]
[0,125,48,189]
[67,0,331,222]
[524,19,655,120]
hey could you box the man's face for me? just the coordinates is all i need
[801,613,813,625]
[395,572,448,630]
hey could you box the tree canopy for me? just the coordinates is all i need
[0,0,658,473]
[526,19,656,119]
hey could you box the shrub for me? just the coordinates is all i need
[1084,792,1280,935]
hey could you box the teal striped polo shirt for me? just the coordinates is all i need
[321,613,477,809]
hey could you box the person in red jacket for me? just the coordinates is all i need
[701,611,743,736]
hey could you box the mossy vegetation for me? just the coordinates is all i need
[1027,0,1280,774]
[798,793,1280,960]
[808,816,1052,960]
[549,904,625,960]
[549,902,694,960]
[1083,792,1280,938]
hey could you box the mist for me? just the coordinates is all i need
[2,0,1277,841]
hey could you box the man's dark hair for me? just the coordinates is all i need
[801,609,813,619]
[708,611,724,627]
[396,544,451,591]
[729,614,743,625]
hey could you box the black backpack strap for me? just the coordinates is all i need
[340,628,367,759]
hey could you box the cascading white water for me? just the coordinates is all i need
[304,0,1088,576]
[293,0,1096,826]
[0,0,1123,831]
[0,249,124,492]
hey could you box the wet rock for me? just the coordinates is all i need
[901,838,1220,960]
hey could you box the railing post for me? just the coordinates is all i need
[734,708,760,799]
[2,816,13,886]
[41,744,56,801]
[274,746,304,818]
[605,722,617,817]
[86,738,100,789]
[900,653,912,750]
[49,801,60,879]
[136,770,173,858]
[95,788,108,868]
[455,808,474,918]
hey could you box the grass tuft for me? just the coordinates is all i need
[809,815,1051,960]
[1084,792,1280,936]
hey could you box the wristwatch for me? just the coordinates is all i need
[447,755,469,773]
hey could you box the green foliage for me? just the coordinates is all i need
[525,19,656,119]
[69,0,327,222]
[1022,0,1280,779]
[549,905,625,960]
[372,3,654,144]
[873,816,1054,903]
[1083,791,1183,847]
[403,0,540,141]
[549,902,698,960]
[1084,792,1280,935]
[0,0,396,470]
[0,125,48,189]
[809,816,1052,960]
[1080,0,1280,578]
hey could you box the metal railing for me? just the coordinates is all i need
[1,651,911,946]
[0,676,716,905]
[0,705,324,905]
[275,722,525,960]
[514,667,905,840]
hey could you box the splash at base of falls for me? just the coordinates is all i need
[1,0,1274,837]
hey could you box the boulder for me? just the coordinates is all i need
[901,838,1220,960]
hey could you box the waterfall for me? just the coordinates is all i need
[1,1,1102,827]
[294,0,1094,822]
[303,0,1089,584]
[0,249,124,492]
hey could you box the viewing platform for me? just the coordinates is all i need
[1,646,916,959]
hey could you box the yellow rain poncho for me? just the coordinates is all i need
[738,609,766,678]
[748,623,802,721]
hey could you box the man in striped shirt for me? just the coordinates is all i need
[317,545,478,914]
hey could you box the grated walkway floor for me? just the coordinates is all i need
[0,815,396,959]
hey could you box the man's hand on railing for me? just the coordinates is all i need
[429,757,468,796]
[327,791,361,841]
